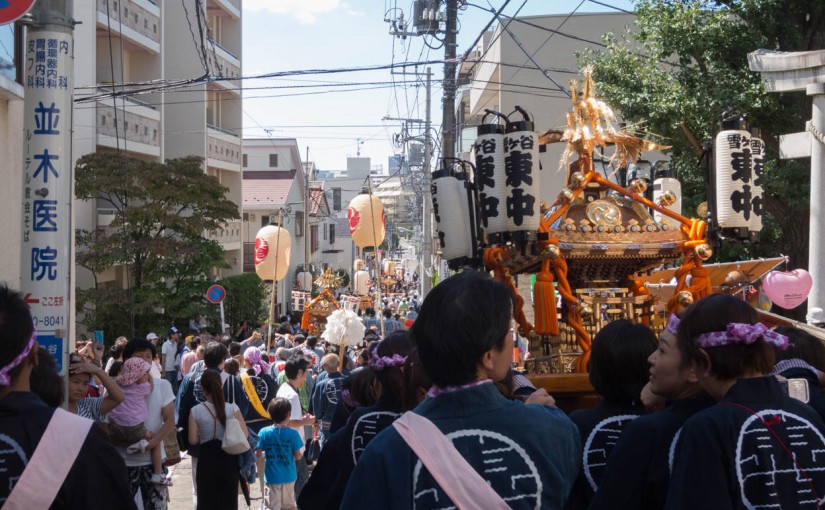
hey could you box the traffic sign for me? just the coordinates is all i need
[0,0,35,25]
[206,284,226,304]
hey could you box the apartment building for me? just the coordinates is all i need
[72,0,243,296]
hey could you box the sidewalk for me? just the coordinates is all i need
[166,453,264,510]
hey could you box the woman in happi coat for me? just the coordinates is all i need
[665,294,825,509]
[567,319,657,510]
[590,313,715,510]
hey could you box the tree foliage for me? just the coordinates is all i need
[75,153,240,337]
[217,272,268,330]
[581,0,824,280]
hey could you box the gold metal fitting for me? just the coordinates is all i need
[558,189,574,204]
[657,190,677,207]
[695,243,713,260]
[570,172,586,188]
[630,179,648,194]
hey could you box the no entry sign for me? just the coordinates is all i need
[0,0,36,25]
[206,284,226,304]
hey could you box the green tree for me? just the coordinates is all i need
[218,272,268,330]
[581,0,824,317]
[75,153,240,338]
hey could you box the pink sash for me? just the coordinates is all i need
[4,408,93,509]
[393,412,511,510]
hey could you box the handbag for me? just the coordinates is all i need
[305,431,321,464]
[392,412,511,510]
[163,427,182,466]
[222,379,250,455]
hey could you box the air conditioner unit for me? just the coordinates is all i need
[249,214,256,221]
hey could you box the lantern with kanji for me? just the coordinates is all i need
[749,135,765,234]
[504,107,541,242]
[348,192,385,249]
[715,129,753,231]
[431,169,473,266]
[474,111,509,240]
[254,225,292,281]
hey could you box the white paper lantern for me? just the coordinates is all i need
[297,271,313,291]
[653,177,682,224]
[353,258,365,271]
[475,124,508,236]
[254,225,292,281]
[715,129,751,229]
[749,137,765,233]
[354,270,370,296]
[383,260,397,275]
[348,193,386,249]
[431,171,473,262]
[504,111,541,233]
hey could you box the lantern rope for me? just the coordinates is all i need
[483,247,531,335]
[366,178,385,337]
[266,209,284,356]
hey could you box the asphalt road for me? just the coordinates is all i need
[166,453,265,510]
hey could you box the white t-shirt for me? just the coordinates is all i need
[276,382,305,453]
[161,340,177,371]
[114,377,176,467]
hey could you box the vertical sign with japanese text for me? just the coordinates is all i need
[20,29,73,374]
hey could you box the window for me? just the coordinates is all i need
[243,212,249,221]
[295,212,304,237]
[269,154,278,167]
[329,224,336,245]
[323,223,327,240]
[332,188,342,211]
[262,215,270,228]
[310,225,319,253]
[101,115,106,126]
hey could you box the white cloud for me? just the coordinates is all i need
[244,0,342,24]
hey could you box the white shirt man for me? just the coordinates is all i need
[276,356,315,498]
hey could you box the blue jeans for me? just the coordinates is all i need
[164,370,177,393]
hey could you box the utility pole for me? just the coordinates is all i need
[19,0,75,396]
[422,68,433,297]
[441,0,459,161]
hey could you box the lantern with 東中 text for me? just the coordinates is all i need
[353,270,370,296]
[297,271,313,291]
[474,111,509,240]
[504,107,541,242]
[715,129,754,231]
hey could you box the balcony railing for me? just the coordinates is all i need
[97,96,161,150]
[97,0,161,46]
[207,124,242,167]
[207,220,242,246]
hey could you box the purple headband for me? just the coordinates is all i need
[0,326,37,386]
[694,322,788,350]
[341,389,359,408]
[243,346,270,376]
[368,347,407,371]
[665,314,680,336]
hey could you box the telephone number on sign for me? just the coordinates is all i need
[33,316,65,327]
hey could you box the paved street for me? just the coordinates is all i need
[167,453,264,510]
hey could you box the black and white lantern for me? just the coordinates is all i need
[474,112,509,239]
[749,136,765,234]
[715,129,753,230]
[431,169,473,265]
[504,107,541,238]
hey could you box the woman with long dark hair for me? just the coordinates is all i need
[188,370,249,510]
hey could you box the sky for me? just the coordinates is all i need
[240,0,635,172]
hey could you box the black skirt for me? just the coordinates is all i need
[196,439,239,510]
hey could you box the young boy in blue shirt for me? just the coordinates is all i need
[257,397,304,510]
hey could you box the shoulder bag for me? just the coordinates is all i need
[222,379,250,455]
[392,412,511,510]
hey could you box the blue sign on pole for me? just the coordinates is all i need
[206,285,226,304]
[37,334,63,372]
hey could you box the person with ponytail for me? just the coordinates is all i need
[188,369,249,510]
[665,293,825,509]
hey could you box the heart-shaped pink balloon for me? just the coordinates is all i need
[762,269,813,309]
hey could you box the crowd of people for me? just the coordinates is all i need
[2,271,825,509]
